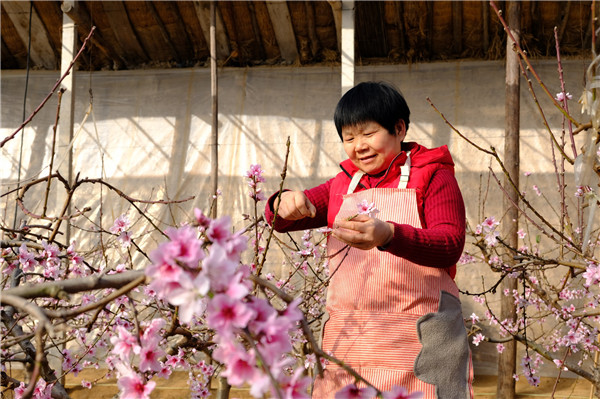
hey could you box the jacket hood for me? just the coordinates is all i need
[339,142,455,176]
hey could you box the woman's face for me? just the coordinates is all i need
[341,120,406,174]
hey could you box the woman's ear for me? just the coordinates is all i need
[395,120,407,141]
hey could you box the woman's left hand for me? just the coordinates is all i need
[332,214,394,250]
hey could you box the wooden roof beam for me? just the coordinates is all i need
[305,1,320,59]
[146,1,182,63]
[328,0,342,52]
[102,1,149,64]
[193,1,230,61]
[482,1,489,54]
[265,1,298,64]
[2,1,56,69]
[452,1,463,55]
[61,1,125,69]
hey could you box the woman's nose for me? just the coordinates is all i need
[355,138,368,151]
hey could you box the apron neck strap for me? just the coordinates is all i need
[346,152,412,194]
[398,151,411,189]
[347,171,365,194]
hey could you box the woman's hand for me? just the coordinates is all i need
[332,214,394,250]
[274,191,317,220]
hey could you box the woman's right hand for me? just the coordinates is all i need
[274,191,317,220]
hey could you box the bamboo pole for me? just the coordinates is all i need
[209,8,231,398]
[497,2,520,398]
[210,1,219,220]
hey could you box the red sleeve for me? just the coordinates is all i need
[384,168,466,268]
[264,179,332,232]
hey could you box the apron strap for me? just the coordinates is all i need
[346,152,412,194]
[398,151,411,189]
[347,171,365,194]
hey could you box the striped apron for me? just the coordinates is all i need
[313,154,473,398]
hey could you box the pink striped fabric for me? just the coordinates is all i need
[312,187,472,398]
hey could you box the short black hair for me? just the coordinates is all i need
[333,81,410,140]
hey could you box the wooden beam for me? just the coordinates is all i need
[62,1,125,69]
[218,2,240,63]
[482,0,489,53]
[383,1,400,61]
[1,36,20,69]
[193,1,230,60]
[265,1,298,64]
[452,1,463,55]
[247,1,266,61]
[252,1,279,61]
[101,1,149,63]
[556,1,571,46]
[328,0,342,52]
[146,1,182,63]
[2,1,56,69]
[305,1,320,59]
[174,2,209,61]
[395,1,406,56]
[427,2,434,58]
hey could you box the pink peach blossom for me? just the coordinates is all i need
[110,214,130,234]
[117,372,156,399]
[206,216,232,245]
[206,294,256,334]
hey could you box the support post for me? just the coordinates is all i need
[341,0,354,95]
[57,0,77,386]
[497,2,520,398]
[210,1,219,219]
[59,1,77,238]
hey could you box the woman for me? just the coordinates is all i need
[265,82,473,398]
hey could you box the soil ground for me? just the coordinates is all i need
[3,370,596,398]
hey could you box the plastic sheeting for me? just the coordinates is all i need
[3,61,589,225]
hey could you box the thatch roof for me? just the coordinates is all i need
[1,1,597,71]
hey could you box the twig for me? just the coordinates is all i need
[487,168,583,256]
[43,89,65,217]
[20,328,45,399]
[241,329,284,399]
[427,98,494,155]
[1,27,97,148]
[429,96,582,253]
[554,26,578,158]
[490,1,581,128]
[257,137,291,276]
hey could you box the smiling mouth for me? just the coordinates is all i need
[359,155,376,162]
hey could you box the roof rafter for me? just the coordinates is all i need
[146,1,181,63]
[265,1,298,64]
[2,1,56,69]
[62,2,125,69]
[102,1,149,64]
[328,0,342,52]
[193,1,230,61]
